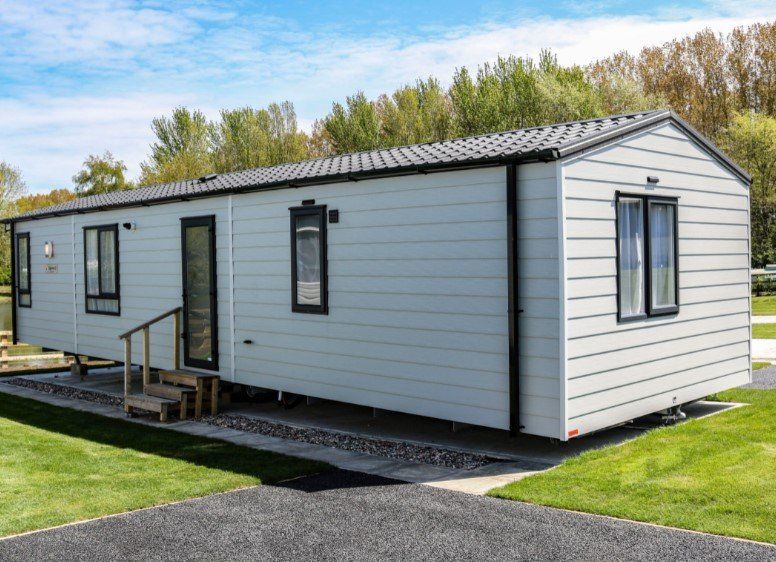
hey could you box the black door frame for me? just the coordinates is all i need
[180,215,218,371]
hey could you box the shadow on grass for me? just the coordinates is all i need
[0,392,329,485]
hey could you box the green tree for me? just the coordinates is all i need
[211,102,310,172]
[377,78,453,146]
[321,92,382,153]
[719,111,776,267]
[15,188,76,215]
[139,107,213,185]
[72,152,132,197]
[0,162,28,284]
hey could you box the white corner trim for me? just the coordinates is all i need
[228,195,236,382]
[71,215,77,354]
[555,159,569,441]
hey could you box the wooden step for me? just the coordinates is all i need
[144,382,196,401]
[159,369,219,387]
[125,393,179,422]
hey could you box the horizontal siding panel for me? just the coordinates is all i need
[569,318,749,379]
[568,341,750,397]
[568,312,749,358]
[569,371,750,435]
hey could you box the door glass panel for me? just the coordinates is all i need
[185,224,213,364]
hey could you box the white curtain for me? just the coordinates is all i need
[618,198,644,318]
[99,230,116,294]
[650,203,676,308]
[296,215,321,305]
[18,236,29,291]
[85,229,99,295]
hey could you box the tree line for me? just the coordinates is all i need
[0,21,773,278]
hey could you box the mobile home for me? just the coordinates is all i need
[6,110,752,440]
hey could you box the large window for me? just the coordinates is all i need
[290,205,327,314]
[84,224,120,315]
[616,193,678,321]
[16,232,31,308]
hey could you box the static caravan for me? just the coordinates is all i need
[5,110,752,440]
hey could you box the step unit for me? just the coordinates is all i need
[124,393,180,422]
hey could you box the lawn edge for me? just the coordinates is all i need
[485,494,776,547]
[0,484,261,542]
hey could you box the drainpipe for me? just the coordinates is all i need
[507,164,521,436]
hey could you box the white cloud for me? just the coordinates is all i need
[0,0,773,192]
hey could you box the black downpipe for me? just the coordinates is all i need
[9,222,17,345]
[506,165,520,436]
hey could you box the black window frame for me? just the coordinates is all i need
[16,232,31,308]
[83,224,120,316]
[289,204,328,314]
[615,191,679,323]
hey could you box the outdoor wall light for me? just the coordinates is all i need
[122,221,137,231]
[43,241,54,259]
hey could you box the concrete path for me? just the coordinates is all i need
[753,315,776,324]
[0,469,772,561]
[0,380,540,495]
[753,339,776,362]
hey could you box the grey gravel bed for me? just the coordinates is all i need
[4,377,124,406]
[1,377,499,470]
[199,412,500,470]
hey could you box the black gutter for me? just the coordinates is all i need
[9,222,17,344]
[2,150,559,225]
[506,163,520,436]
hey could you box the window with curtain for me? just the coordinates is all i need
[648,200,678,314]
[16,232,31,307]
[290,205,327,314]
[616,193,678,321]
[84,224,120,315]
[617,197,645,319]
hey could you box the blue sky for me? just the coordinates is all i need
[0,1,773,193]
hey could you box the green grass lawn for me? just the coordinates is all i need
[488,388,775,543]
[753,362,772,370]
[753,323,776,339]
[0,393,328,537]
[753,295,776,316]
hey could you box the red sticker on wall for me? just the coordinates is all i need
[568,429,579,438]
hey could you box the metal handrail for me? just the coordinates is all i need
[117,306,182,340]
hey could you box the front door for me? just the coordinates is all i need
[181,216,218,371]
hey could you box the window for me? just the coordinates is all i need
[290,205,327,314]
[16,232,31,307]
[616,193,678,321]
[84,224,120,315]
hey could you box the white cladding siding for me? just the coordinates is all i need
[15,216,75,354]
[15,167,515,430]
[562,122,751,436]
[16,198,232,377]
[517,162,562,438]
[231,168,511,429]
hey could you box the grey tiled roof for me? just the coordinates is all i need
[7,109,748,222]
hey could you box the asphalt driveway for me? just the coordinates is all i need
[1,469,772,561]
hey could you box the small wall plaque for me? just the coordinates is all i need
[44,264,58,273]
[328,209,339,223]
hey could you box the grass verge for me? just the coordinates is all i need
[0,392,328,537]
[753,323,776,339]
[753,362,771,370]
[488,388,775,543]
[753,295,776,316]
